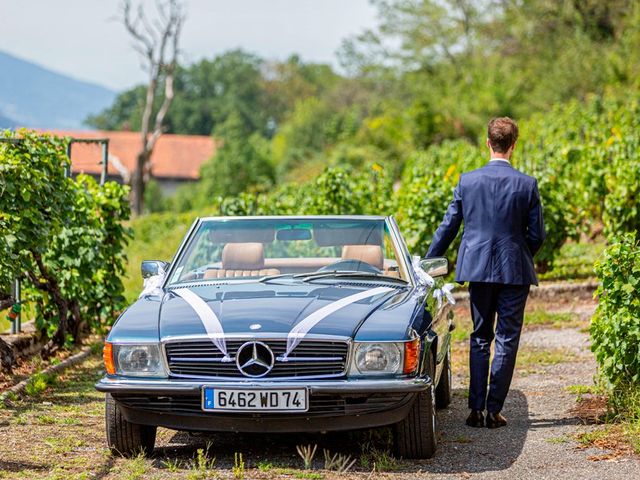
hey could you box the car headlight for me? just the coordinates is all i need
[106,343,166,377]
[350,342,403,376]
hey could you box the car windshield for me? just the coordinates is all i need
[167,218,409,284]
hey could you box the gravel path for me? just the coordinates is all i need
[369,297,640,480]
[402,329,639,479]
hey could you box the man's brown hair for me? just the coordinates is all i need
[487,117,519,153]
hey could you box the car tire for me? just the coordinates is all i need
[105,394,157,456]
[436,344,452,409]
[394,381,438,459]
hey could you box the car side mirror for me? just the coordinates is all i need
[420,257,448,277]
[141,260,170,279]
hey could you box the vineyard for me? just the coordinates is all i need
[124,92,640,280]
[0,131,130,368]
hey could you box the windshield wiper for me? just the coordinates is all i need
[257,273,296,283]
[297,271,408,285]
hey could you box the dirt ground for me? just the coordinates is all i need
[0,294,638,479]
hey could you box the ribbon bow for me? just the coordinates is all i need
[412,256,435,289]
[433,283,456,308]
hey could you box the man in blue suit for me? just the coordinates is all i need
[427,117,545,429]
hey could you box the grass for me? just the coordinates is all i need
[539,240,604,282]
[24,371,58,397]
[566,384,595,396]
[0,314,10,333]
[123,211,197,303]
[359,447,399,472]
[576,425,614,447]
[610,385,640,455]
[261,468,324,479]
[570,380,640,456]
[546,436,570,444]
[517,348,574,369]
[524,309,584,329]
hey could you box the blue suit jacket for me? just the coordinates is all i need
[426,160,545,286]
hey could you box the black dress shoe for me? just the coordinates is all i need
[465,410,485,428]
[486,412,507,429]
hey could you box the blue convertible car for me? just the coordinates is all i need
[96,216,454,458]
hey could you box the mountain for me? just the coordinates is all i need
[0,51,116,130]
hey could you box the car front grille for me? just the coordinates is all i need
[114,393,411,417]
[165,339,349,379]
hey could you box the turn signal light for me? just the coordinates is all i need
[103,342,116,375]
[403,338,420,374]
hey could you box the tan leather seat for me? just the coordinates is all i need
[342,245,401,277]
[204,243,280,279]
[341,245,384,270]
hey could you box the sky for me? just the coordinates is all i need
[0,0,377,92]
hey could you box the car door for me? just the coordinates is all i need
[386,216,452,383]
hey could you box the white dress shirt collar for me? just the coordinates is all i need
[489,158,511,164]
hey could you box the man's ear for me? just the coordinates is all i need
[486,138,491,150]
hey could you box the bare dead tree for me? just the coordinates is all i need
[122,0,184,215]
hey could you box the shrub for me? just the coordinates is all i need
[0,130,130,354]
[591,234,640,388]
[396,159,459,257]
[603,137,640,241]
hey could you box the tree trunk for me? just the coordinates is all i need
[30,252,71,358]
[0,295,14,312]
[0,337,15,373]
[131,151,148,216]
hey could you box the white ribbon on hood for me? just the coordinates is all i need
[172,288,232,362]
[281,286,394,361]
[139,265,167,298]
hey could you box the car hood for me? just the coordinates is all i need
[159,282,407,341]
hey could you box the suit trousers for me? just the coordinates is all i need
[468,282,530,413]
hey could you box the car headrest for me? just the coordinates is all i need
[222,243,265,270]
[341,245,384,270]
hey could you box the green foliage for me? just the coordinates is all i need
[341,0,640,142]
[0,130,130,350]
[272,97,361,175]
[395,142,475,257]
[143,179,167,214]
[602,101,640,239]
[24,372,58,397]
[123,210,197,303]
[199,112,275,197]
[591,235,640,387]
[87,50,338,139]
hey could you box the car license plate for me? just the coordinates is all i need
[202,387,308,412]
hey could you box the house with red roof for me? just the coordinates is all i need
[46,130,217,194]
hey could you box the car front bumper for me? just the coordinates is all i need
[96,376,431,433]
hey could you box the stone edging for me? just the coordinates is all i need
[1,346,94,403]
[452,281,599,301]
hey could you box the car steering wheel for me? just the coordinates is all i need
[317,259,382,274]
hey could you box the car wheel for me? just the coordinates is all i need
[394,382,438,459]
[436,343,452,409]
[105,394,157,456]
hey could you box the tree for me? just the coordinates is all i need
[86,51,338,138]
[197,112,275,198]
[122,0,185,215]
